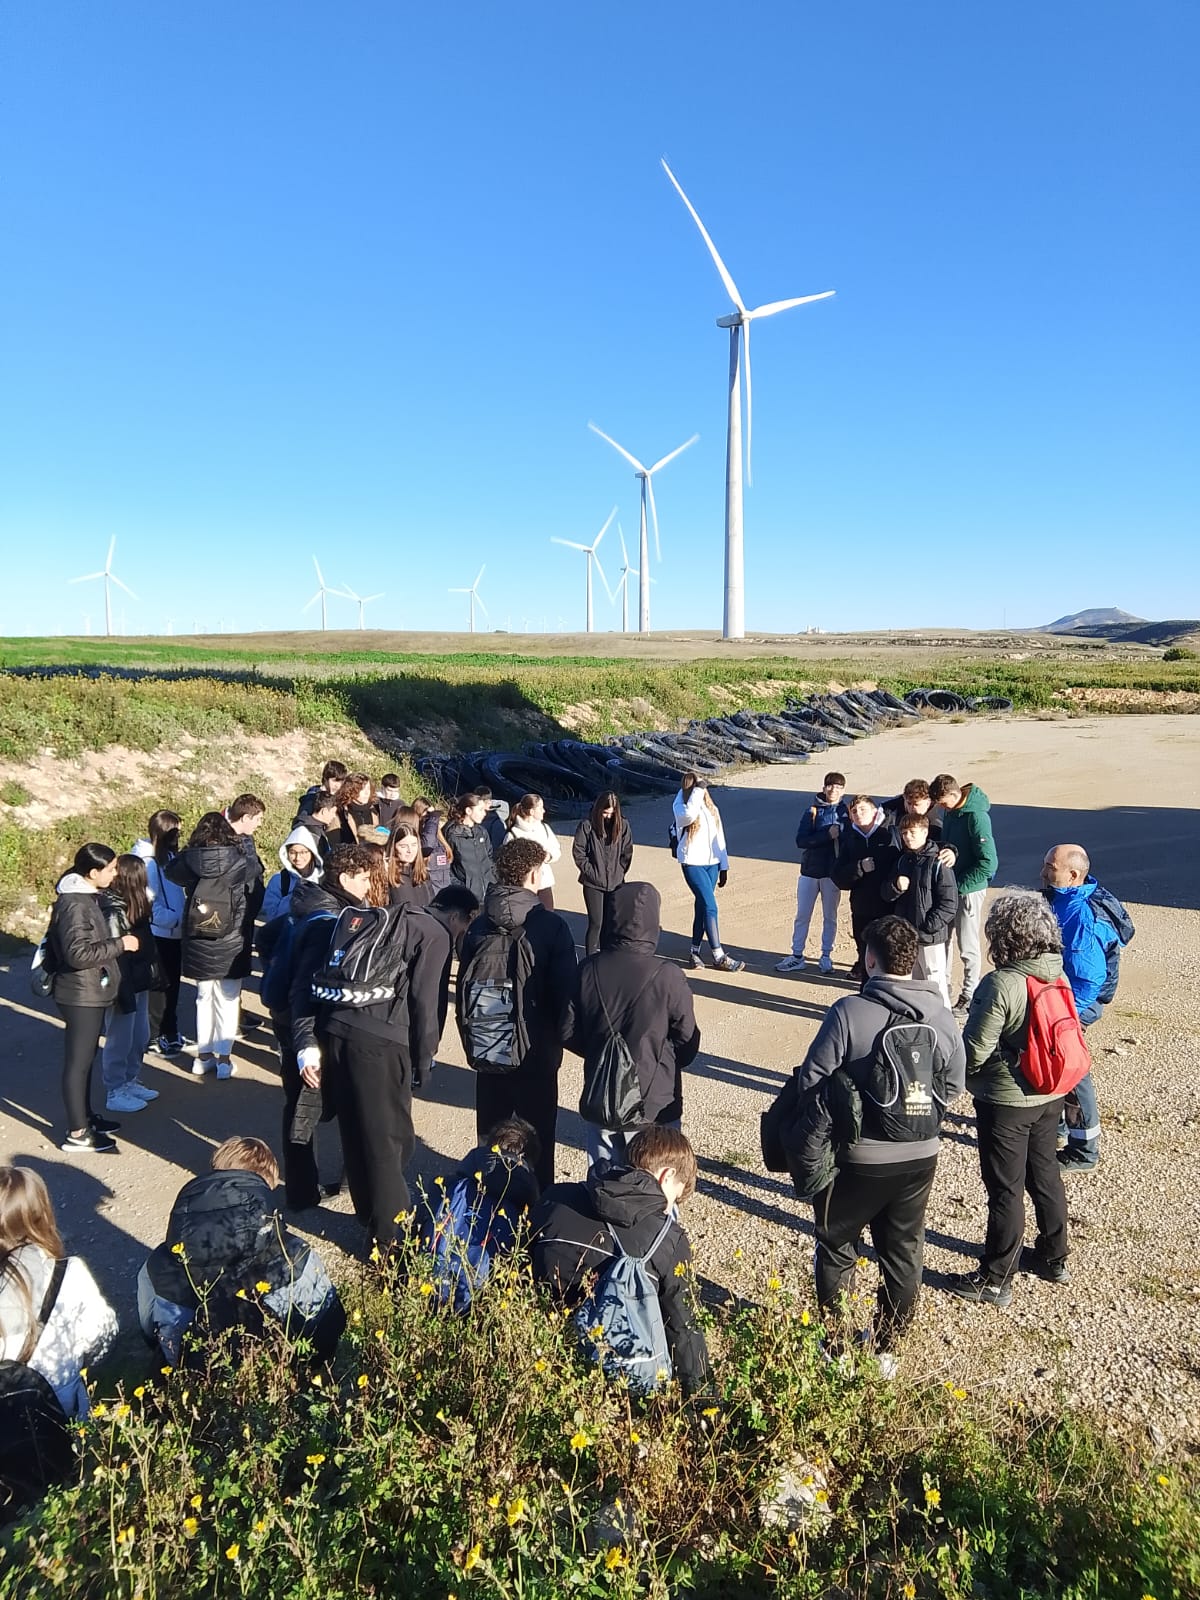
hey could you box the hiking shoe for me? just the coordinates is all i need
[714,955,745,973]
[91,1114,121,1133]
[945,1272,1012,1308]
[215,1057,237,1080]
[192,1056,216,1077]
[1021,1249,1071,1286]
[776,954,807,973]
[63,1127,117,1154]
[688,950,707,969]
[126,1081,159,1102]
[105,1089,146,1115]
[818,955,834,974]
[1057,1149,1099,1175]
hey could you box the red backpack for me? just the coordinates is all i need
[1018,976,1091,1095]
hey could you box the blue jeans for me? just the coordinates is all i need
[1061,1002,1103,1165]
[681,864,721,951]
[585,1118,682,1175]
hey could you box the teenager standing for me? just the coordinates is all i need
[166,813,251,1079]
[673,774,743,972]
[100,855,161,1115]
[446,793,497,906]
[572,792,633,956]
[133,810,187,1056]
[506,793,562,909]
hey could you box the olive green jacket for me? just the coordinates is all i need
[963,951,1067,1106]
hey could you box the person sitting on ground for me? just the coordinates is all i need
[929,773,998,1012]
[947,891,1072,1306]
[574,881,700,1174]
[297,759,348,817]
[137,1136,344,1366]
[530,1125,712,1396]
[261,824,325,923]
[376,774,405,831]
[831,794,899,981]
[0,1166,117,1418]
[777,769,846,975]
[1041,843,1135,1174]
[791,916,964,1370]
[880,812,959,1005]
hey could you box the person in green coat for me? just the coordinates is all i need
[930,774,998,1011]
[946,890,1070,1308]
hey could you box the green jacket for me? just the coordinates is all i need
[963,951,1067,1106]
[940,783,998,895]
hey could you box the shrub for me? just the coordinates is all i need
[1163,646,1198,661]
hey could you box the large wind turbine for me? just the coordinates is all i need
[551,508,616,633]
[69,537,136,638]
[449,566,487,633]
[661,158,834,640]
[302,557,344,630]
[341,584,384,629]
[587,423,697,633]
[614,524,639,634]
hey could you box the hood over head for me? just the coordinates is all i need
[279,825,325,879]
[482,882,539,932]
[604,881,661,955]
[587,1163,670,1230]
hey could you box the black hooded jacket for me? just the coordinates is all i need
[880,840,959,945]
[446,822,496,905]
[572,818,634,893]
[574,883,700,1124]
[830,814,900,933]
[531,1165,711,1395]
[459,884,579,1074]
[166,843,253,981]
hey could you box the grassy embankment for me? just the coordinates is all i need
[2,1247,1196,1599]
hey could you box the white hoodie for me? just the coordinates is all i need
[132,839,186,939]
[262,825,325,922]
[673,787,729,870]
[0,1245,117,1419]
[505,816,562,889]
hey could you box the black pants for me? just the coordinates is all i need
[814,1157,938,1351]
[975,1098,1069,1283]
[147,936,183,1040]
[475,1055,560,1190]
[274,1011,321,1210]
[57,1002,106,1132]
[582,886,610,957]
[320,1029,414,1249]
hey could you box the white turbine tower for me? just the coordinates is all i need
[661,158,835,640]
[551,508,616,633]
[341,585,384,629]
[302,557,343,630]
[614,523,640,634]
[449,566,487,633]
[69,537,136,638]
[587,424,697,633]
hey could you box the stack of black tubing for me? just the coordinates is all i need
[415,686,1014,818]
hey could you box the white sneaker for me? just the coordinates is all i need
[775,954,807,973]
[105,1089,146,1114]
[215,1058,237,1080]
[126,1082,159,1102]
[874,1352,900,1381]
[818,955,834,974]
[192,1057,216,1077]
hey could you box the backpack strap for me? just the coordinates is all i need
[637,1216,675,1268]
[25,1258,69,1362]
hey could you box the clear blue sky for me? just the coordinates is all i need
[1,1,1196,638]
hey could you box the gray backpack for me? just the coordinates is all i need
[572,1217,674,1393]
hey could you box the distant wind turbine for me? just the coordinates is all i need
[302,557,344,630]
[551,508,616,633]
[341,584,384,629]
[587,424,697,633]
[661,158,834,640]
[449,566,487,633]
[69,537,136,638]
[614,524,639,634]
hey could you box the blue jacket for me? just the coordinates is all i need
[1044,877,1120,1009]
[795,796,848,879]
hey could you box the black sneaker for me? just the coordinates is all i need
[945,1272,1012,1308]
[1057,1149,1099,1175]
[1021,1249,1071,1286]
[62,1128,118,1154]
[688,950,706,969]
[90,1114,121,1134]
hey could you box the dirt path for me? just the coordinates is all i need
[2,714,1197,1449]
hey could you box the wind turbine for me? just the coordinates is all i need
[69,537,136,638]
[614,524,639,634]
[449,566,487,633]
[661,158,835,640]
[587,424,697,633]
[551,508,616,633]
[302,557,344,630]
[341,584,384,629]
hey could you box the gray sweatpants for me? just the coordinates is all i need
[952,889,987,1002]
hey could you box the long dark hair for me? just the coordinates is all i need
[589,791,622,842]
[113,854,152,929]
[0,1167,65,1364]
[69,842,116,881]
[448,792,483,828]
[148,809,182,867]
[188,812,238,848]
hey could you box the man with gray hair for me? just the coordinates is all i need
[1041,844,1135,1173]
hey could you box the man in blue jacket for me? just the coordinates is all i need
[1042,843,1135,1173]
[778,771,847,975]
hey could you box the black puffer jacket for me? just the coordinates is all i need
[48,873,125,1007]
[572,819,634,893]
[575,883,700,1124]
[446,822,496,905]
[104,893,158,1008]
[166,844,251,981]
[831,813,899,933]
[531,1165,711,1395]
[880,841,958,945]
[458,885,579,1074]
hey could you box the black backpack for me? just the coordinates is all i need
[457,926,529,1073]
[309,905,411,1008]
[578,973,653,1131]
[0,1260,74,1517]
[186,874,242,941]
[860,1013,945,1142]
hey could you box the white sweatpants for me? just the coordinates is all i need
[195,978,242,1058]
[913,941,951,1008]
[791,874,840,959]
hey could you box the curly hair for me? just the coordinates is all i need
[985,889,1062,968]
[494,837,546,887]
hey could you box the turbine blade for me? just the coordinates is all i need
[105,535,117,571]
[303,591,322,610]
[474,565,486,589]
[475,593,489,617]
[70,572,105,583]
[587,421,646,474]
[646,475,662,562]
[449,587,470,594]
[743,317,753,486]
[592,549,615,605]
[618,523,629,567]
[660,158,745,312]
[110,574,138,600]
[749,290,836,319]
[551,538,589,551]
[363,593,384,603]
[341,584,362,601]
[313,556,325,586]
[591,506,617,553]
[648,432,699,475]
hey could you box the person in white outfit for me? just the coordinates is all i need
[0,1167,117,1419]
[672,773,744,972]
[505,793,562,909]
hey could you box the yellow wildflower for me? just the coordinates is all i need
[170,1242,184,1256]
[924,1486,941,1509]
[160,1365,172,1375]
[903,1584,916,1600]
[605,1546,627,1570]
[351,1307,362,1323]
[357,1374,369,1390]
[235,1288,247,1300]
[92,1403,108,1418]
[952,1387,967,1401]
[306,1453,326,1467]
[133,1386,145,1399]
[190,1493,203,1509]
[226,1543,240,1561]
[701,1406,719,1419]
[673,1261,688,1277]
[419,1281,435,1297]
[369,1246,381,1264]
[254,1519,268,1534]
[533,1358,547,1374]
[487,1493,501,1509]
[114,1403,130,1419]
[629,1429,641,1445]
[766,1275,782,1292]
[116,1526,135,1548]
[505,1497,526,1526]
[815,1488,828,1504]
[182,1517,199,1538]
[570,1430,591,1452]
[1156,1474,1170,1487]
[733,1246,743,1259]
[800,1309,811,1326]
[463,1543,482,1572]
[255,1280,270,1294]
